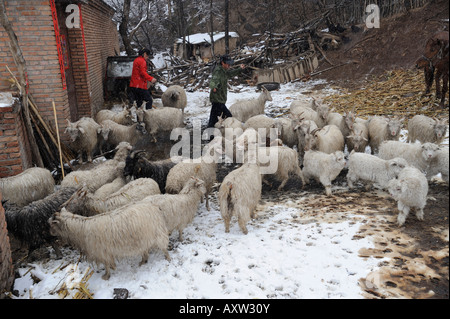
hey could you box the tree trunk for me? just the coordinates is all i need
[0,0,43,168]
[225,0,229,54]
[119,0,134,56]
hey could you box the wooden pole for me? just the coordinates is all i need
[52,100,65,179]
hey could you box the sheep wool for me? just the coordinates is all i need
[49,205,171,280]
[388,167,428,226]
[219,162,262,235]
[4,187,77,260]
[161,85,188,115]
[0,167,55,207]
[142,177,206,241]
[229,87,272,122]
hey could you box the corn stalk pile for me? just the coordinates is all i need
[323,69,449,122]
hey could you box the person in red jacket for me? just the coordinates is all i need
[129,48,157,109]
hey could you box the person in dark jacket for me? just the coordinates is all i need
[129,48,157,109]
[208,55,246,128]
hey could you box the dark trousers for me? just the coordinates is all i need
[129,87,153,109]
[208,102,233,128]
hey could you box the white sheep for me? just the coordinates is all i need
[142,177,206,241]
[379,141,441,175]
[136,107,184,142]
[302,150,346,196]
[427,147,449,184]
[367,116,404,154]
[273,116,300,149]
[96,107,133,126]
[255,145,306,190]
[214,116,244,138]
[407,115,448,145]
[161,85,188,116]
[60,142,132,193]
[229,87,272,122]
[93,176,127,199]
[100,119,147,149]
[49,205,171,280]
[0,167,55,207]
[219,159,262,235]
[346,152,408,189]
[346,122,369,153]
[244,114,278,141]
[387,167,428,226]
[165,137,223,210]
[65,177,161,216]
[290,102,329,128]
[304,124,345,154]
[65,117,102,163]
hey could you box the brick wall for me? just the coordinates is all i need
[0,191,14,298]
[0,0,71,141]
[79,0,119,116]
[0,102,32,178]
[0,0,119,177]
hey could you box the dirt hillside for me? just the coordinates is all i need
[316,0,449,88]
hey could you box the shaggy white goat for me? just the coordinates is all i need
[290,102,329,128]
[346,152,408,189]
[161,85,188,116]
[255,145,306,190]
[136,107,184,142]
[165,137,223,210]
[426,147,449,184]
[65,117,102,163]
[142,177,206,241]
[304,124,345,154]
[96,107,133,126]
[60,142,132,192]
[65,177,161,216]
[407,115,448,145]
[302,150,346,196]
[214,116,244,138]
[229,87,272,122]
[49,205,170,280]
[100,120,147,149]
[244,114,278,140]
[346,122,369,153]
[388,167,428,226]
[379,141,440,175]
[367,116,404,154]
[219,158,262,235]
[0,167,55,207]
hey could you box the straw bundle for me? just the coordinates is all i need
[323,69,449,122]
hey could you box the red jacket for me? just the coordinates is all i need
[129,56,154,89]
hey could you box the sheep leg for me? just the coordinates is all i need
[139,252,149,266]
[223,215,231,233]
[205,192,210,211]
[178,229,184,242]
[415,208,424,222]
[397,202,410,226]
[277,178,288,191]
[51,242,63,259]
[238,217,249,235]
[102,267,111,280]
[163,249,171,262]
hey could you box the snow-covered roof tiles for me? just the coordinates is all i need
[176,32,239,45]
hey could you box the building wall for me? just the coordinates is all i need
[0,0,71,143]
[0,0,119,176]
[0,191,14,298]
[79,0,119,116]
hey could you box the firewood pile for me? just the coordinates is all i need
[152,26,345,91]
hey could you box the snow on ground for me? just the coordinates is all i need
[11,79,448,299]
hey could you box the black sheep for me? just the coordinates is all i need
[124,150,177,193]
[4,187,78,261]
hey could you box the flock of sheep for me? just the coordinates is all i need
[1,84,448,280]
